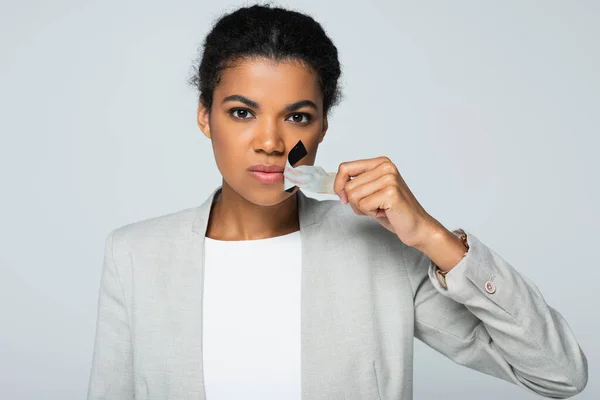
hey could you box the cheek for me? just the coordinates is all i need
[301,138,322,164]
[209,116,241,151]
[212,138,243,170]
[207,119,241,171]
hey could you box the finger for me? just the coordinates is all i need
[346,174,400,214]
[349,202,366,216]
[358,186,402,217]
[339,188,348,204]
[333,157,390,199]
[343,161,398,194]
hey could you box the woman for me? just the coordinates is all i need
[87,4,587,400]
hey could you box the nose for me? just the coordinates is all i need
[252,116,285,155]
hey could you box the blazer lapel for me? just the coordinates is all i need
[183,186,220,400]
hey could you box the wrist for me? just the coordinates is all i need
[416,225,468,272]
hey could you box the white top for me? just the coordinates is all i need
[202,230,302,400]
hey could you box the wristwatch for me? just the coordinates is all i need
[434,229,469,289]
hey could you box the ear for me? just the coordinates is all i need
[318,116,328,143]
[197,102,211,139]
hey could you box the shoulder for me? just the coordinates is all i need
[107,206,199,255]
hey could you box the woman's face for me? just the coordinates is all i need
[197,57,328,207]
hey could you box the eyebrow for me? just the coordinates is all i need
[223,95,259,109]
[222,95,318,112]
[285,100,318,112]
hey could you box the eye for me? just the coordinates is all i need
[286,113,312,124]
[229,108,255,120]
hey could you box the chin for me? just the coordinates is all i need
[222,177,299,207]
[246,186,297,207]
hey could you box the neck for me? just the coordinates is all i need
[206,182,300,241]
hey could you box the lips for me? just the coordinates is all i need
[248,164,285,173]
[248,164,285,184]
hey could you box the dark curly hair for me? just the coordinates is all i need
[189,4,342,116]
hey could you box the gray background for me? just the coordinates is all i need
[1,0,598,399]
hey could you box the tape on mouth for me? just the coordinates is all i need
[284,140,336,194]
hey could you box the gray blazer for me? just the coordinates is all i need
[87,186,587,399]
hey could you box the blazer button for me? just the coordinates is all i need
[484,280,496,294]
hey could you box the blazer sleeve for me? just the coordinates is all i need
[403,228,588,399]
[87,230,134,399]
